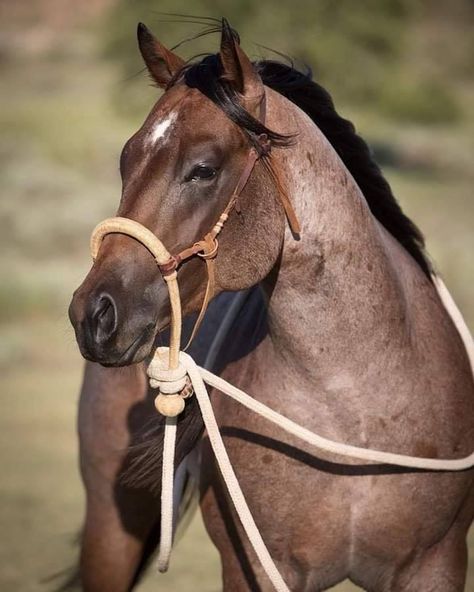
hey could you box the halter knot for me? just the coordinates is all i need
[158,256,178,276]
[148,347,191,417]
[148,349,187,393]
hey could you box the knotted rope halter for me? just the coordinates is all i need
[89,102,474,592]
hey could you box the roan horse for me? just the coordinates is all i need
[68,19,474,592]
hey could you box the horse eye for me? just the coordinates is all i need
[187,164,217,182]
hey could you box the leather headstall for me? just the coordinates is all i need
[158,94,300,348]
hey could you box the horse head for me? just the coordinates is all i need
[69,20,289,366]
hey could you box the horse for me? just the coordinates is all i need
[68,19,474,592]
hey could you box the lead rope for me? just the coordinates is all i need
[91,218,474,592]
[90,218,184,574]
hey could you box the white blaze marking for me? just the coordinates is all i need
[148,113,176,147]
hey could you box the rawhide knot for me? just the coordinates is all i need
[147,348,192,417]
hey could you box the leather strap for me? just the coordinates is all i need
[158,97,301,347]
[263,159,301,236]
[183,257,215,350]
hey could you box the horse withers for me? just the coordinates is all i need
[69,19,474,592]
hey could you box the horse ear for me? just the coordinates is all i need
[137,23,185,88]
[219,18,264,118]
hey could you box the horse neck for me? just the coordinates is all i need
[262,93,410,379]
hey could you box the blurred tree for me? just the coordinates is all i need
[100,0,473,123]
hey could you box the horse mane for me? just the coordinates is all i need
[175,54,432,279]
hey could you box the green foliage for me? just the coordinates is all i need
[378,76,461,124]
[100,0,471,125]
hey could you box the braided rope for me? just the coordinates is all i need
[156,416,177,572]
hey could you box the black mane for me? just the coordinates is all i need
[176,54,432,279]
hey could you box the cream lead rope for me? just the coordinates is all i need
[91,217,474,592]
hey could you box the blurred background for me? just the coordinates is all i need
[0,1,473,590]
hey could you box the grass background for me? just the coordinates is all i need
[0,1,473,590]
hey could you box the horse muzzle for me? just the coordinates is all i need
[68,234,167,366]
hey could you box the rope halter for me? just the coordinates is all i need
[90,123,300,418]
[90,216,186,416]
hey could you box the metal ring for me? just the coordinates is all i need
[198,238,219,259]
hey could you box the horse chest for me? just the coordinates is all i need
[199,345,474,588]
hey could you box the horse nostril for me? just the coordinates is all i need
[91,294,117,343]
